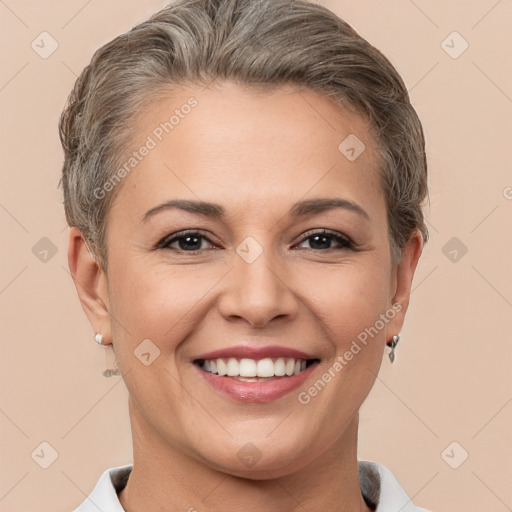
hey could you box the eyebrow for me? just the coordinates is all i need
[142,197,370,222]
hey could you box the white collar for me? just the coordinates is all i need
[72,460,430,511]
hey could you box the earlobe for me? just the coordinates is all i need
[67,227,112,344]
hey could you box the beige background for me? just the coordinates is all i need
[1,0,511,510]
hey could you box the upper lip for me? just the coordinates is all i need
[193,345,318,361]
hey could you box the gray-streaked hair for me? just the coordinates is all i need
[59,0,429,271]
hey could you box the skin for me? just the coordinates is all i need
[68,81,423,512]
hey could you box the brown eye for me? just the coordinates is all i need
[296,229,355,251]
[158,230,216,252]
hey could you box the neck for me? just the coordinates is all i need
[119,397,371,512]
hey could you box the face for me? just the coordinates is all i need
[74,81,420,478]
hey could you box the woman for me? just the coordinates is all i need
[61,0,430,510]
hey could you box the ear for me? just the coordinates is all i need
[67,227,112,344]
[386,230,424,337]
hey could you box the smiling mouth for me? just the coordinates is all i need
[194,357,320,382]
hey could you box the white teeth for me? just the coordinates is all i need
[257,358,275,377]
[216,358,227,376]
[199,357,314,377]
[226,357,239,376]
[274,358,286,376]
[239,358,257,377]
[285,358,295,376]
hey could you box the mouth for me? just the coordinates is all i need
[194,357,320,382]
[192,347,321,402]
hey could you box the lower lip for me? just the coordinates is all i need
[195,363,318,403]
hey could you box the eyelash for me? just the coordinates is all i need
[157,229,356,253]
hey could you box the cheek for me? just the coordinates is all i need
[303,257,392,345]
[304,261,390,415]
[108,261,221,352]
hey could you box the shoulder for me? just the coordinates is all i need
[71,464,132,512]
[358,460,432,512]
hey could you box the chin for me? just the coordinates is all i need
[191,432,318,479]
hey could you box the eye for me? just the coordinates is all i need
[157,228,356,253]
[295,229,355,251]
[158,230,217,252]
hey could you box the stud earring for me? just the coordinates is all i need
[386,334,400,363]
[94,332,120,377]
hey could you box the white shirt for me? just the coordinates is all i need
[72,461,430,511]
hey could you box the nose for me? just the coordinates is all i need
[217,246,299,328]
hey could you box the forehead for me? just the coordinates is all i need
[108,81,385,224]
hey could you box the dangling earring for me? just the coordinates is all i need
[386,334,400,363]
[94,333,121,377]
